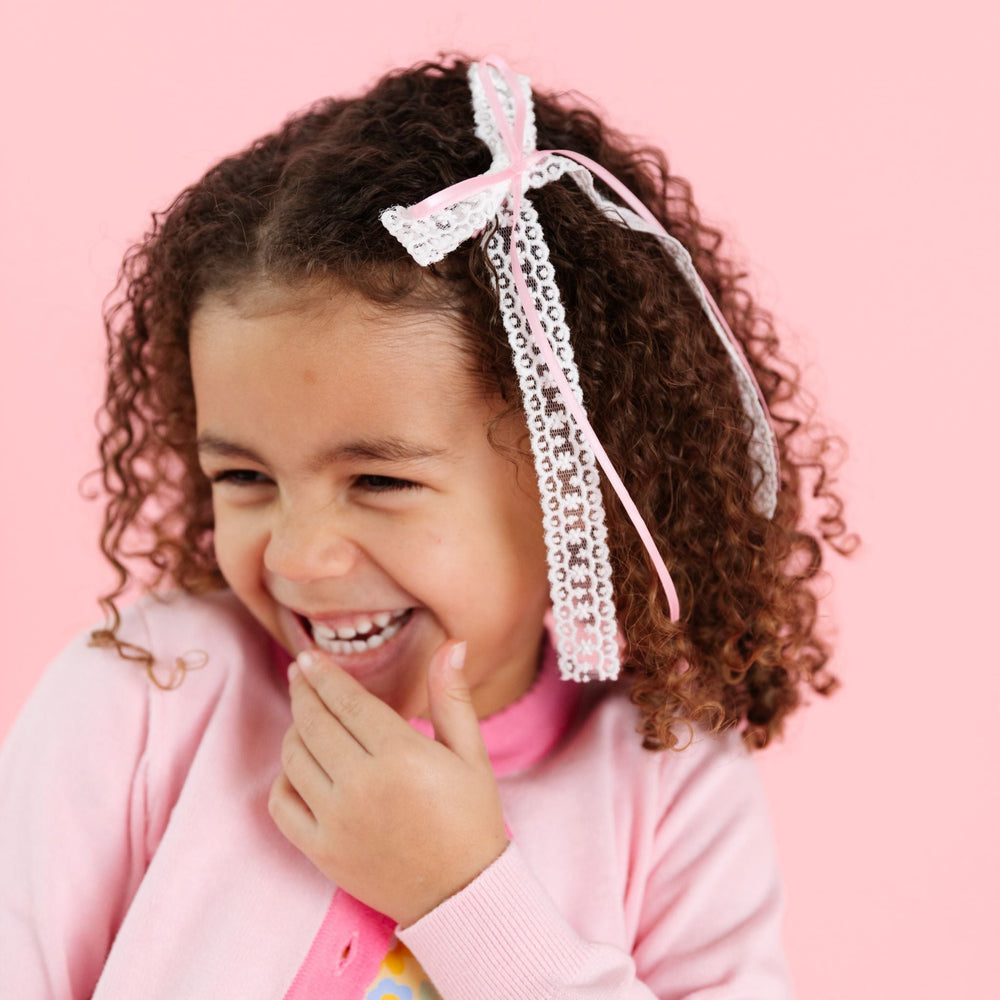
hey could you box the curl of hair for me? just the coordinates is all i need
[91,55,858,742]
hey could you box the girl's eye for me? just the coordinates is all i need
[210,469,273,486]
[355,474,421,493]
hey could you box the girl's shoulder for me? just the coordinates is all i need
[82,588,272,683]
[10,590,284,845]
[27,589,279,749]
[116,587,271,670]
[554,678,762,811]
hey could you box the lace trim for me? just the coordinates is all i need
[487,199,619,679]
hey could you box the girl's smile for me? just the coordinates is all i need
[298,607,414,655]
[276,603,421,683]
[191,282,551,721]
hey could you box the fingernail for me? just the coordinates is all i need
[448,642,467,671]
[297,650,318,673]
[287,663,299,683]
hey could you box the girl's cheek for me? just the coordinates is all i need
[211,510,265,586]
[365,520,447,579]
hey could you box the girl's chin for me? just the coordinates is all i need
[365,677,431,721]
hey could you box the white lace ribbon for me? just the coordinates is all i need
[382,57,780,681]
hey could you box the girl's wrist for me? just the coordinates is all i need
[394,833,510,929]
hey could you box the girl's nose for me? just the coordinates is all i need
[263,507,361,583]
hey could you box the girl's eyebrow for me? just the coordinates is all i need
[196,433,450,468]
[332,437,450,464]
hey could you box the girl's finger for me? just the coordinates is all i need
[295,650,403,754]
[267,770,318,853]
[289,666,369,772]
[426,641,490,766]
[279,723,335,814]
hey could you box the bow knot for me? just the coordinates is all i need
[381,60,563,266]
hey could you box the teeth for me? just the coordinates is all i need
[309,610,409,656]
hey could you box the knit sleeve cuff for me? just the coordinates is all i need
[397,841,614,1000]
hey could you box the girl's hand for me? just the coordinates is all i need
[268,641,509,928]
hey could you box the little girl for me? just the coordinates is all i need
[0,56,854,998]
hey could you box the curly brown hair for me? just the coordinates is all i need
[91,55,857,750]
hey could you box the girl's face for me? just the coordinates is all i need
[191,284,550,721]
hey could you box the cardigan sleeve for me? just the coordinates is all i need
[399,842,662,999]
[398,731,794,1000]
[0,627,154,998]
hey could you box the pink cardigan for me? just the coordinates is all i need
[0,591,794,998]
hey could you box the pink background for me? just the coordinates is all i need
[2,1,996,995]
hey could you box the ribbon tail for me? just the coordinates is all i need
[503,183,682,645]
[507,205,683,624]
[555,152,781,518]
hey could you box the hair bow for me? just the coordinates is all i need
[382,56,779,681]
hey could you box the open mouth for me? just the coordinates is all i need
[298,608,414,655]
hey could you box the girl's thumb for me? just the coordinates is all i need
[427,641,487,763]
